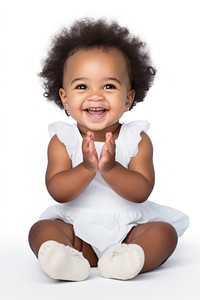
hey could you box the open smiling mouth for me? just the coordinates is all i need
[84,108,108,118]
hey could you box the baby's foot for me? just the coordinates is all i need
[98,243,144,280]
[38,240,90,281]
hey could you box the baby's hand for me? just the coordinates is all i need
[98,132,116,174]
[82,131,98,172]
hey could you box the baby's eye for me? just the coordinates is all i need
[75,84,87,90]
[103,84,116,90]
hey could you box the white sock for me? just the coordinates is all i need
[38,240,90,281]
[98,243,145,280]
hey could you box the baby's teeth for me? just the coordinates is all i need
[89,108,103,111]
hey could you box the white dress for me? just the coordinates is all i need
[39,121,189,257]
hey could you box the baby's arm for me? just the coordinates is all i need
[45,133,97,203]
[99,132,155,203]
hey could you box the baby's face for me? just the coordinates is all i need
[59,47,135,135]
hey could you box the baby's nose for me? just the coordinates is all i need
[88,92,104,101]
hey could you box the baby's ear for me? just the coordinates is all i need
[126,89,135,110]
[59,88,67,109]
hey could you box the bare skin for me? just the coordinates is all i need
[28,128,177,273]
[29,47,178,276]
[29,219,178,272]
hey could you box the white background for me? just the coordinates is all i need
[1,0,199,238]
[0,0,199,299]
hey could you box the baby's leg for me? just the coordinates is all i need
[98,221,177,280]
[123,221,178,273]
[28,220,98,280]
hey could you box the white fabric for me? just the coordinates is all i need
[39,121,189,257]
[38,240,90,281]
[98,243,145,280]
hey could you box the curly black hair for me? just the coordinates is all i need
[39,18,156,110]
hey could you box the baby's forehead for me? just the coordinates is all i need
[62,46,131,86]
[65,46,129,71]
[64,47,128,70]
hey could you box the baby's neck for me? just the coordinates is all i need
[78,123,121,142]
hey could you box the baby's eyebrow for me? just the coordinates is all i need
[70,77,88,85]
[70,77,122,86]
[104,77,122,86]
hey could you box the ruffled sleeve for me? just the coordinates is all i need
[48,122,81,159]
[119,121,150,159]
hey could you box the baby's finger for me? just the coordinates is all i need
[82,131,93,150]
[105,132,115,153]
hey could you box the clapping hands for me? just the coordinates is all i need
[82,131,116,174]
